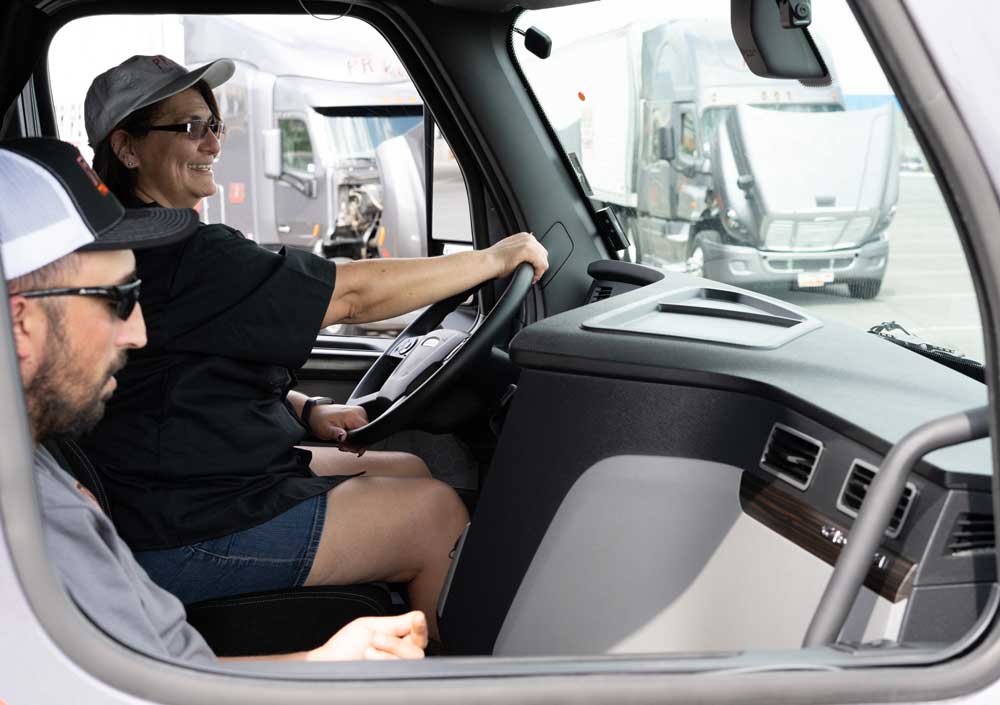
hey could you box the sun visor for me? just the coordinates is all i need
[731,0,831,87]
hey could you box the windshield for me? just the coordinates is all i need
[514,1,983,364]
[323,113,422,161]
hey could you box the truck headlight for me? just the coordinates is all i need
[723,208,747,234]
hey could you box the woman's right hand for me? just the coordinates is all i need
[309,403,369,456]
[485,232,549,284]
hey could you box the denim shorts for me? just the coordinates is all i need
[134,493,327,605]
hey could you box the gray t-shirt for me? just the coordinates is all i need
[34,446,215,666]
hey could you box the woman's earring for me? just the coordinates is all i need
[127,160,135,168]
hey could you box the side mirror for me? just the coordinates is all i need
[263,129,282,179]
[657,126,675,162]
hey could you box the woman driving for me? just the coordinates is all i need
[78,54,548,641]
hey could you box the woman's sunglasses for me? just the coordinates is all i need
[20,278,142,321]
[148,118,226,141]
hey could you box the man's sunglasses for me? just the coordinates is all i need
[148,118,226,141]
[20,279,142,321]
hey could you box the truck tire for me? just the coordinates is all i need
[687,231,714,278]
[848,278,883,300]
[687,241,705,277]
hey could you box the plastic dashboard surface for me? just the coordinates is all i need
[511,273,991,482]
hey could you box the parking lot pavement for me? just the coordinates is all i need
[776,172,986,363]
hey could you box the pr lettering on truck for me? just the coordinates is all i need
[542,19,898,299]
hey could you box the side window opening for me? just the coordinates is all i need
[678,110,697,159]
[278,116,314,173]
[48,14,476,339]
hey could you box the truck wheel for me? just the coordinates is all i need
[848,278,882,299]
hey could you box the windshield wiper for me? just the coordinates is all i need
[868,321,985,383]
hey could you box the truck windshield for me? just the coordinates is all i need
[323,114,422,160]
[513,2,984,364]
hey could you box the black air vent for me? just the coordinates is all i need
[837,460,917,539]
[759,423,822,490]
[948,513,995,555]
[591,285,614,303]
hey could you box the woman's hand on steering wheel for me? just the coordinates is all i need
[484,232,549,284]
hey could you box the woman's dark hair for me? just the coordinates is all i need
[92,80,222,202]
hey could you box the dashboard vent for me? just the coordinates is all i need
[836,459,918,539]
[591,285,614,303]
[759,423,822,490]
[948,513,995,555]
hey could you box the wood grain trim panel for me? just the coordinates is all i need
[740,472,916,603]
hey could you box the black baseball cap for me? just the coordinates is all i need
[0,138,199,279]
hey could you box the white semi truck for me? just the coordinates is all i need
[538,19,898,298]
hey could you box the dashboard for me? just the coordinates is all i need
[439,269,995,656]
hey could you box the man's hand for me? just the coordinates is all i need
[305,611,428,661]
[485,232,549,284]
[308,403,369,456]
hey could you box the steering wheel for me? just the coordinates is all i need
[344,262,534,447]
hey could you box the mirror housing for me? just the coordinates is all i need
[657,126,675,162]
[731,0,830,86]
[263,129,282,179]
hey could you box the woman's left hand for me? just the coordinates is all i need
[309,404,369,455]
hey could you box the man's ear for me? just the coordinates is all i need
[8,294,47,386]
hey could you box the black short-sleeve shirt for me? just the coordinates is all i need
[80,202,345,550]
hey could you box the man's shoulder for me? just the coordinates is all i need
[34,450,105,524]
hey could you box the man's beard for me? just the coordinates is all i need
[27,305,126,441]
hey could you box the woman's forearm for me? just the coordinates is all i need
[323,249,499,327]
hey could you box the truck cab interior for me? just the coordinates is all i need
[3,1,1000,705]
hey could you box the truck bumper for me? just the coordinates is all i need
[700,238,889,286]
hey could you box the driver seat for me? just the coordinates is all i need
[44,438,395,657]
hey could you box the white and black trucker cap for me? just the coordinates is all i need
[0,138,200,280]
[85,55,235,147]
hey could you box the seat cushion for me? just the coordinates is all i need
[185,584,396,657]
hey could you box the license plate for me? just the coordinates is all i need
[797,271,835,288]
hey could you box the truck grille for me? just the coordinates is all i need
[764,217,871,251]
[767,257,854,272]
